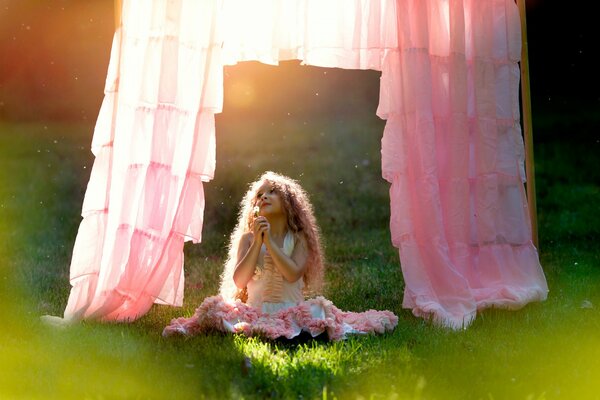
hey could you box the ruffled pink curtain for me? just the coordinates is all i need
[62,0,547,327]
[64,0,222,321]
[378,0,547,328]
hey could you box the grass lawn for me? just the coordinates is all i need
[1,65,599,399]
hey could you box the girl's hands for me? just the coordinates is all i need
[253,216,270,243]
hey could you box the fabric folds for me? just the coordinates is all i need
[163,295,398,341]
[221,0,399,69]
[377,0,547,328]
[62,0,547,327]
[63,0,221,321]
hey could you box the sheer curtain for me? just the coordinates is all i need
[62,0,547,327]
[378,0,547,328]
[220,0,398,69]
[63,0,222,321]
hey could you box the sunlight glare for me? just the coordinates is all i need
[226,78,256,109]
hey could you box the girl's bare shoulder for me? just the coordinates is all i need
[240,231,254,245]
[293,232,308,251]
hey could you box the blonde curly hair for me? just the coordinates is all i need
[219,171,324,301]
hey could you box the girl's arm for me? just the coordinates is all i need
[232,232,262,289]
[264,234,308,283]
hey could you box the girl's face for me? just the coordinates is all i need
[255,181,284,217]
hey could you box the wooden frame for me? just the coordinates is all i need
[115,0,122,28]
[516,0,539,248]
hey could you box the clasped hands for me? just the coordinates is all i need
[253,216,275,265]
[253,216,271,244]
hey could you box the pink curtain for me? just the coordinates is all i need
[62,0,547,327]
[378,0,547,328]
[64,0,222,321]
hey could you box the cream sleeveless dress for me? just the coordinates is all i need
[246,231,305,313]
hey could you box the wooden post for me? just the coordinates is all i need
[114,0,122,28]
[517,0,539,249]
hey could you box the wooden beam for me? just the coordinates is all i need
[517,0,539,249]
[114,0,122,28]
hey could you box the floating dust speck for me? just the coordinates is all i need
[581,300,593,309]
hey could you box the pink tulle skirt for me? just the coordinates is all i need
[163,296,398,341]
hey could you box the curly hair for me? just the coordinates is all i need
[219,171,324,301]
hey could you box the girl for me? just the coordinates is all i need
[163,171,397,340]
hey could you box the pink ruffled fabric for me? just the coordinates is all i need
[60,0,547,329]
[163,296,398,341]
[62,1,220,322]
[377,0,548,328]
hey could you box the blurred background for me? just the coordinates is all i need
[0,0,383,122]
[1,0,598,122]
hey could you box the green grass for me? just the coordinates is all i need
[1,79,599,398]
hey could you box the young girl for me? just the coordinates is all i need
[163,171,397,341]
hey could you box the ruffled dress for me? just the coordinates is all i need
[163,232,398,341]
